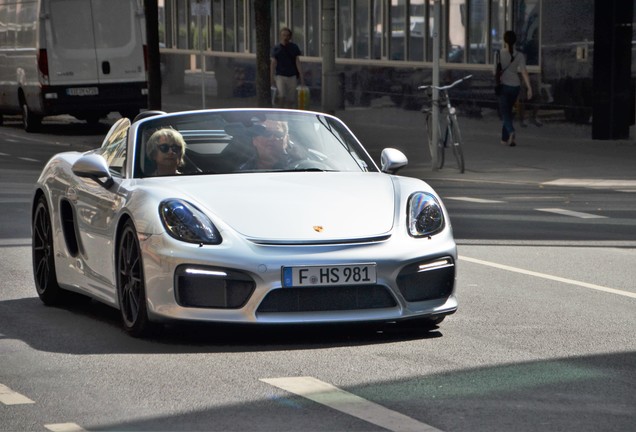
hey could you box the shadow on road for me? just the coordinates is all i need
[0,295,442,355]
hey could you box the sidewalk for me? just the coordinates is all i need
[340,106,636,188]
[161,92,636,188]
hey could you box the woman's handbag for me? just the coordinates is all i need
[494,50,515,96]
[494,50,503,96]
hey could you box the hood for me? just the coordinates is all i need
[173,172,397,242]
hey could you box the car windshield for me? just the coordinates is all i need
[134,110,377,178]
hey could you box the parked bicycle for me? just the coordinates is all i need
[419,75,472,173]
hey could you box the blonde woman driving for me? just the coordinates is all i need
[146,128,186,176]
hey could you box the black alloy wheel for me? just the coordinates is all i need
[32,196,63,304]
[117,220,153,337]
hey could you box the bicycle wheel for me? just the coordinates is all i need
[426,112,444,170]
[449,115,465,173]
[438,123,446,170]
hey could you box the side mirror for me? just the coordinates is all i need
[380,148,408,174]
[72,154,114,188]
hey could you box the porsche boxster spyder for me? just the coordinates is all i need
[32,109,457,337]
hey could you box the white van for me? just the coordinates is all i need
[0,0,148,131]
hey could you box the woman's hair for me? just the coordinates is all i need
[504,30,516,56]
[146,128,186,167]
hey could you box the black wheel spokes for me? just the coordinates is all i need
[33,206,51,292]
[119,230,142,325]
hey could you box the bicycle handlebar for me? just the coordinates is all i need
[418,74,473,91]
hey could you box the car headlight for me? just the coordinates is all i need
[408,192,445,237]
[159,199,222,245]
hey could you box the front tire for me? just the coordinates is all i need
[32,196,64,304]
[117,220,153,337]
[22,100,42,132]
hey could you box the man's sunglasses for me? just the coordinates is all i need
[157,144,182,154]
[259,130,286,140]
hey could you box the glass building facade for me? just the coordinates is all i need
[156,0,632,123]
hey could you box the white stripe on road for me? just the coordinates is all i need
[459,255,636,299]
[261,376,442,432]
[543,178,636,189]
[446,196,505,203]
[0,238,31,246]
[45,424,86,432]
[18,157,40,162]
[0,383,35,405]
[536,208,607,219]
[0,198,31,204]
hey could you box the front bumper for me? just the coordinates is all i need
[140,231,458,325]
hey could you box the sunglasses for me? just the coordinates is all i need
[259,130,286,140]
[157,144,182,154]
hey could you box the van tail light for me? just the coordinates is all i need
[37,49,50,83]
[143,44,148,72]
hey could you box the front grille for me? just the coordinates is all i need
[257,285,397,313]
[175,266,255,308]
[396,257,455,302]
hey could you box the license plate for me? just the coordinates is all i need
[282,264,376,287]
[66,87,99,96]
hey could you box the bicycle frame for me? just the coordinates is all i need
[420,75,470,173]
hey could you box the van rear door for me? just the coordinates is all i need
[44,0,145,87]
[91,0,146,84]
[45,0,100,85]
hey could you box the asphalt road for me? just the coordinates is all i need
[1,118,635,432]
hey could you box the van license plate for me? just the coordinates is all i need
[66,87,99,96]
[282,264,376,287]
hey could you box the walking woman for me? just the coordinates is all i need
[497,30,532,146]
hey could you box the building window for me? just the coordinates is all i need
[515,0,540,66]
[490,0,506,59]
[338,0,352,58]
[292,0,304,50]
[176,0,189,49]
[354,0,371,59]
[447,0,466,63]
[306,0,320,57]
[468,0,488,64]
[408,0,431,62]
[390,0,406,60]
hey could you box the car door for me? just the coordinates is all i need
[73,118,130,302]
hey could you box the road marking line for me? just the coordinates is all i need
[0,238,31,246]
[536,208,607,219]
[446,196,505,203]
[45,423,86,432]
[261,376,442,432]
[543,178,636,189]
[0,383,35,405]
[459,256,636,299]
[18,157,40,162]
[0,198,31,204]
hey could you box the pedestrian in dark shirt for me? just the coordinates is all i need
[271,27,304,108]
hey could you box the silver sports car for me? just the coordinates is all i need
[32,108,457,337]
